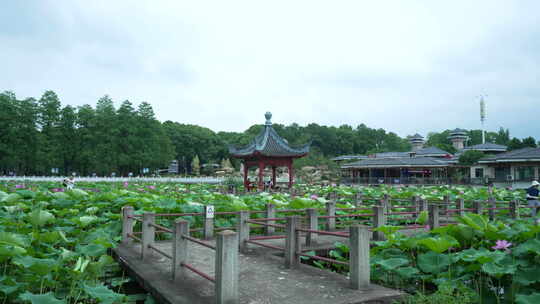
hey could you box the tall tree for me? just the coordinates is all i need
[37,90,62,172]
[94,96,118,175]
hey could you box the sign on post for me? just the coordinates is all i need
[206,205,215,219]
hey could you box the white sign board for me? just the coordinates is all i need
[205,205,215,219]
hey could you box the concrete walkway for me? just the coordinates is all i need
[114,235,403,304]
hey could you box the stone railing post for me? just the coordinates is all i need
[285,216,300,268]
[419,198,428,214]
[325,201,336,231]
[265,204,276,235]
[428,204,439,230]
[306,208,318,246]
[457,198,465,217]
[382,194,390,213]
[141,212,155,260]
[203,205,215,240]
[473,200,483,215]
[121,206,134,244]
[372,206,386,241]
[355,191,363,208]
[172,219,189,281]
[443,195,450,216]
[488,197,496,221]
[349,225,370,289]
[237,211,250,253]
[215,230,239,304]
[509,200,518,219]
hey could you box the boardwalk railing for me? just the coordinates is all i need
[121,207,239,304]
[119,192,531,300]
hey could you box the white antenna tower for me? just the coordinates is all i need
[479,94,487,144]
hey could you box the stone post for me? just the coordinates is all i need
[509,200,518,219]
[325,201,336,231]
[428,204,439,230]
[473,200,483,215]
[306,208,318,246]
[237,211,250,253]
[355,191,363,208]
[285,216,300,268]
[141,212,155,260]
[121,206,134,245]
[349,225,370,289]
[215,230,239,304]
[457,198,465,217]
[372,206,386,241]
[382,194,390,213]
[443,195,450,216]
[488,197,496,221]
[203,205,214,240]
[172,219,189,281]
[265,203,276,235]
[419,199,428,214]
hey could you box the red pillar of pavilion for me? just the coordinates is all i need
[271,166,277,188]
[258,162,265,190]
[243,163,249,189]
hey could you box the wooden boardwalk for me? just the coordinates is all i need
[113,234,403,304]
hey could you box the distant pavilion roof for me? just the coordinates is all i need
[331,155,368,161]
[414,146,451,157]
[478,147,540,164]
[342,157,450,169]
[409,133,424,141]
[463,143,507,152]
[371,152,411,158]
[228,112,310,158]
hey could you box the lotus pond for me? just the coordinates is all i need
[0,181,538,304]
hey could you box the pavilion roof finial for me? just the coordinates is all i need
[265,111,272,125]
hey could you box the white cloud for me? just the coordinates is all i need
[1,0,539,140]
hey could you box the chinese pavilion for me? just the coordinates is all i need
[229,112,310,190]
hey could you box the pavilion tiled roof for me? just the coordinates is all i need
[229,112,310,158]
[478,147,540,163]
[331,155,368,161]
[463,142,507,152]
[342,157,450,169]
[415,146,451,156]
[372,152,411,158]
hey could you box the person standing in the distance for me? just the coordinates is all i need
[526,180,540,217]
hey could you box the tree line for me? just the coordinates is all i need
[1,90,537,176]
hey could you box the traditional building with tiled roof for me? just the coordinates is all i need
[229,112,310,190]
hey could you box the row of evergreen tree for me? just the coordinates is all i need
[1,91,537,176]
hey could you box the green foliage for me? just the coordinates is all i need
[458,150,485,166]
[0,180,533,303]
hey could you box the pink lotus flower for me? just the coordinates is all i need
[492,240,512,250]
[310,194,318,200]
[52,188,64,192]
[123,182,129,187]
[15,184,24,189]
[148,185,156,190]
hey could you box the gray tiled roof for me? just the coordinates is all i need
[449,128,467,134]
[415,146,451,156]
[478,147,540,163]
[229,114,310,157]
[331,155,368,161]
[342,157,450,169]
[373,152,411,158]
[409,133,424,140]
[463,143,507,152]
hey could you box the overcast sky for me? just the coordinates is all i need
[1,1,539,139]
